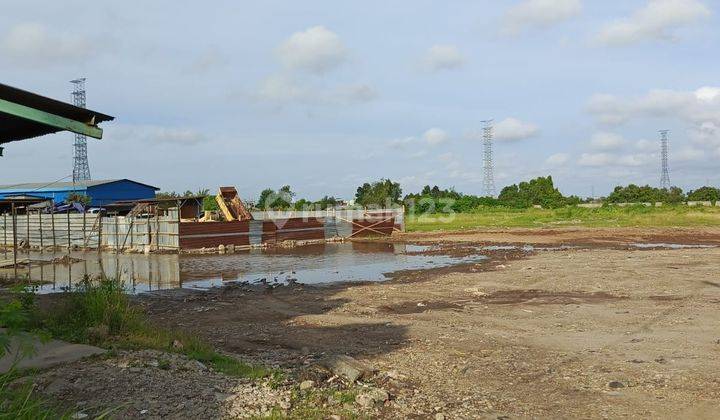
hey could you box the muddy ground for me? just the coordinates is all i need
[23,227,720,418]
[131,227,720,418]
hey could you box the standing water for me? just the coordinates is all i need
[0,242,487,294]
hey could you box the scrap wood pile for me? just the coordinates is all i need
[200,186,253,222]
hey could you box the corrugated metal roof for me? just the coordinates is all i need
[0,83,114,144]
[0,179,159,192]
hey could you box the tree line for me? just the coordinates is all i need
[156,178,720,213]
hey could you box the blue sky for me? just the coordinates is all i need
[1,0,719,200]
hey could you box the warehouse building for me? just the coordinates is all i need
[0,179,159,206]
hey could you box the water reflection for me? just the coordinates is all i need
[0,242,486,294]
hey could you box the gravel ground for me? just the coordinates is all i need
[32,350,290,419]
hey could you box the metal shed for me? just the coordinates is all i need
[0,179,159,207]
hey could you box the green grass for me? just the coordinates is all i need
[0,371,66,420]
[406,205,720,232]
[21,277,275,380]
[260,387,364,420]
[1,278,279,418]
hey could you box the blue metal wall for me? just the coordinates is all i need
[87,181,157,206]
[0,188,85,204]
[0,180,157,206]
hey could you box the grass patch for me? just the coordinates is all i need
[261,387,364,420]
[406,205,720,231]
[20,277,276,380]
[0,370,66,419]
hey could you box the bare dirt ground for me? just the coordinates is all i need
[124,227,720,419]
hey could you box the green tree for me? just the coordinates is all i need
[257,186,295,210]
[687,186,720,203]
[355,179,402,207]
[498,176,566,208]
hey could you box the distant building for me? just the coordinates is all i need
[0,179,159,207]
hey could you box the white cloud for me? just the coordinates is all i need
[635,139,657,152]
[587,87,720,131]
[254,75,376,106]
[107,124,207,146]
[388,137,416,149]
[578,152,614,167]
[494,118,540,141]
[276,26,347,73]
[502,0,582,35]
[423,128,449,145]
[674,146,705,161]
[423,45,465,71]
[595,0,711,46]
[545,153,570,166]
[0,22,97,66]
[590,132,625,150]
[578,152,651,167]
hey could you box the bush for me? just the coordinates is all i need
[355,179,402,207]
[498,176,567,209]
[41,277,141,343]
[606,184,686,204]
[687,186,720,203]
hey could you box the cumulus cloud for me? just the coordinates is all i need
[590,132,625,150]
[0,22,97,66]
[494,118,540,141]
[423,128,449,145]
[587,87,720,133]
[502,0,582,35]
[423,45,465,71]
[107,124,207,146]
[578,152,652,167]
[545,153,570,166]
[595,0,711,46]
[635,138,657,152]
[388,137,416,150]
[276,26,347,73]
[255,75,376,106]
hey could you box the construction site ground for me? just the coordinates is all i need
[24,227,720,418]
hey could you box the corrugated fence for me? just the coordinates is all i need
[0,208,404,251]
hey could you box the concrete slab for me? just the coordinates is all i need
[0,335,106,373]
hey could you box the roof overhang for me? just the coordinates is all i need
[0,83,114,147]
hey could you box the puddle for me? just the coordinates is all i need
[479,244,577,252]
[630,243,717,250]
[0,242,486,295]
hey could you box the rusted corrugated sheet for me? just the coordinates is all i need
[178,215,396,250]
[274,217,326,242]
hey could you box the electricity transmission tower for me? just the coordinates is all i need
[481,119,496,197]
[659,130,670,189]
[71,78,91,182]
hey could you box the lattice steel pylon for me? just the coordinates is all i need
[481,119,496,197]
[659,130,670,189]
[71,78,91,182]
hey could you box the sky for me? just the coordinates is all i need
[1,0,719,200]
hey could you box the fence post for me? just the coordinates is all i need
[51,212,56,249]
[39,211,44,250]
[155,214,160,251]
[66,209,71,249]
[3,213,7,254]
[115,216,119,254]
[12,204,18,280]
[97,216,103,254]
[82,211,87,249]
[26,211,30,248]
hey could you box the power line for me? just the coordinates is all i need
[481,119,496,197]
[71,78,91,182]
[659,130,670,189]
